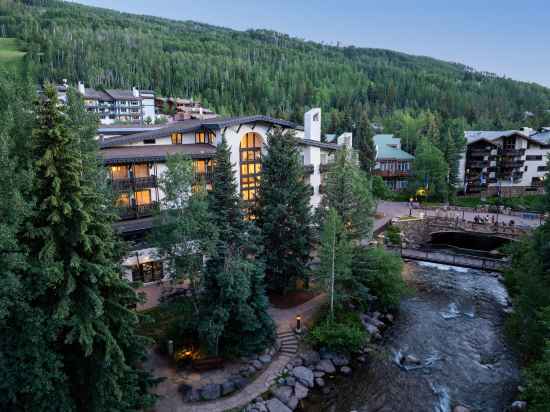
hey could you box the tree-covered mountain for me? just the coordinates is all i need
[2,0,550,132]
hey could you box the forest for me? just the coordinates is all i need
[2,0,550,137]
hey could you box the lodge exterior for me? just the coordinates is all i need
[98,109,351,301]
[373,134,414,192]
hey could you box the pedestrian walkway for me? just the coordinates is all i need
[152,293,326,412]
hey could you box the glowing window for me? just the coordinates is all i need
[239,132,262,216]
[135,190,151,206]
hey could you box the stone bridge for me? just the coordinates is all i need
[393,216,531,246]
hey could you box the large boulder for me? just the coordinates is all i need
[231,376,249,389]
[300,350,320,367]
[259,354,273,364]
[511,401,527,411]
[331,354,350,367]
[315,377,325,387]
[294,382,309,400]
[266,397,292,412]
[272,385,293,406]
[453,407,470,412]
[340,366,352,375]
[293,366,314,388]
[252,360,264,370]
[315,359,336,374]
[200,383,221,401]
[222,380,236,396]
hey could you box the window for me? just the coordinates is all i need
[171,132,183,144]
[195,130,216,144]
[132,261,163,283]
[135,189,151,206]
[537,166,548,172]
[133,163,149,178]
[116,193,130,207]
[526,155,543,161]
[144,139,156,144]
[110,165,129,180]
[239,132,262,216]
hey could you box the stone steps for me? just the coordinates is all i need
[277,330,298,357]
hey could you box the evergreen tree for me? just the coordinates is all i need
[355,111,376,172]
[198,136,274,356]
[410,137,449,202]
[321,147,374,241]
[256,128,312,293]
[7,85,157,412]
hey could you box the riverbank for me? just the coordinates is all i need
[299,260,523,412]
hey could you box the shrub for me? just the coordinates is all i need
[307,312,368,354]
[385,224,401,246]
[352,246,407,311]
[524,343,550,412]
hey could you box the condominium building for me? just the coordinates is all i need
[458,128,550,195]
[373,134,415,191]
[75,82,156,125]
[154,96,216,121]
[99,108,351,293]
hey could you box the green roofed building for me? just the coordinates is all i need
[373,134,414,191]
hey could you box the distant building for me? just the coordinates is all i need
[373,134,414,191]
[65,81,159,125]
[458,128,550,195]
[155,96,216,121]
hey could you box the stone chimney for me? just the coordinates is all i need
[132,87,139,98]
[304,108,321,141]
[77,81,85,95]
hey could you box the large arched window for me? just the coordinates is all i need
[239,132,262,215]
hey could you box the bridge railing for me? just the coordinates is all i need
[387,245,508,272]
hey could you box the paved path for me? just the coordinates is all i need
[151,294,326,412]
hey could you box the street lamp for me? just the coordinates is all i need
[409,197,413,216]
[295,315,302,334]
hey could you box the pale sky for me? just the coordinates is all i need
[72,0,550,87]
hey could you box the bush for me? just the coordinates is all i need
[385,224,401,246]
[352,246,407,311]
[307,312,368,354]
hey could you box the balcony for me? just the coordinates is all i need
[303,164,314,175]
[469,148,491,156]
[110,176,157,191]
[466,160,488,169]
[375,170,410,178]
[193,171,213,182]
[502,148,525,156]
[117,202,158,220]
[500,160,524,168]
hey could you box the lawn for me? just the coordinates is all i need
[0,38,26,66]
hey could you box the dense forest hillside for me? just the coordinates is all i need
[2,0,550,133]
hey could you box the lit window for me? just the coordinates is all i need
[239,132,262,216]
[171,132,182,144]
[110,165,129,180]
[133,164,149,178]
[116,193,130,207]
[132,261,163,283]
[135,190,151,206]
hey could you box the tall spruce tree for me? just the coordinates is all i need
[355,111,376,173]
[410,137,449,202]
[198,136,274,356]
[321,147,374,241]
[256,128,312,293]
[11,85,157,412]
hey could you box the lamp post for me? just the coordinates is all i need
[295,315,302,334]
[409,197,413,216]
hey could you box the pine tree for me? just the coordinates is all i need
[355,111,376,173]
[10,85,157,412]
[321,147,374,241]
[198,136,274,356]
[410,137,449,202]
[256,128,312,293]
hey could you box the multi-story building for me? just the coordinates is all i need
[458,128,550,195]
[155,96,216,121]
[99,108,351,300]
[74,82,156,125]
[373,134,415,191]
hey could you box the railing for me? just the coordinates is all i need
[502,148,525,156]
[388,245,508,272]
[467,161,488,168]
[469,149,492,156]
[193,171,213,182]
[423,216,530,237]
[375,170,410,178]
[117,202,159,220]
[110,176,157,191]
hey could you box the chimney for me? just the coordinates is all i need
[132,87,139,98]
[199,107,203,120]
[77,81,85,95]
[304,108,321,141]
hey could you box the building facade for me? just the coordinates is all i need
[373,134,414,191]
[99,109,351,295]
[458,129,550,195]
[154,96,216,121]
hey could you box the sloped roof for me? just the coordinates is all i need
[464,130,526,144]
[105,89,141,101]
[100,144,216,164]
[530,131,550,146]
[83,88,113,101]
[374,134,414,160]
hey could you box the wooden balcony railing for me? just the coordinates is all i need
[111,176,157,191]
[375,170,410,178]
[117,202,159,220]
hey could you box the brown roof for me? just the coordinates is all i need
[100,144,216,164]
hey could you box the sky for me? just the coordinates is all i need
[72,0,550,87]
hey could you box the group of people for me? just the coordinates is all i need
[473,214,515,227]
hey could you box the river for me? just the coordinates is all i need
[301,261,520,412]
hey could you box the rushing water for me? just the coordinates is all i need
[302,261,520,412]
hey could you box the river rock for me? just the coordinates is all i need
[300,350,321,366]
[252,359,264,370]
[331,354,350,367]
[294,382,309,399]
[385,313,395,322]
[222,380,236,396]
[231,376,249,389]
[293,366,314,388]
[511,400,527,411]
[200,383,221,400]
[272,385,293,406]
[266,397,292,412]
[356,355,367,363]
[314,370,325,378]
[453,406,470,412]
[363,322,380,335]
[259,354,272,364]
[315,359,336,374]
[287,396,299,410]
[404,355,421,365]
[315,377,325,387]
[289,356,303,367]
[340,366,352,375]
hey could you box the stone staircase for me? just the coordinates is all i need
[277,329,298,357]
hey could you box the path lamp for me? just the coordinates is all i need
[295,315,302,334]
[409,197,413,216]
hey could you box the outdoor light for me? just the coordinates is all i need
[296,315,302,333]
